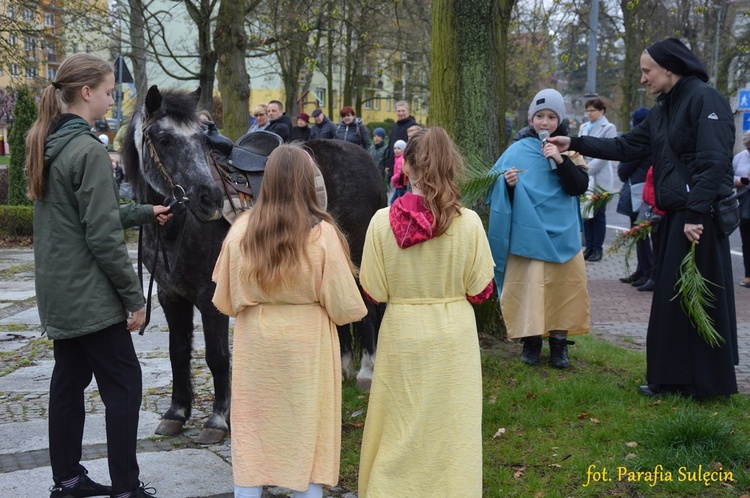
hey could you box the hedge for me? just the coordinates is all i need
[0,205,33,236]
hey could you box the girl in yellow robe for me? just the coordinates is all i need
[212,144,367,498]
[358,127,495,497]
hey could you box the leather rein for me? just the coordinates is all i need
[136,114,192,335]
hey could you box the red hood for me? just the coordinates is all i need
[389,193,435,248]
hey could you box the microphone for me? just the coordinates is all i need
[538,130,557,171]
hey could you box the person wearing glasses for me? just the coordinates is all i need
[248,104,269,133]
[579,97,617,262]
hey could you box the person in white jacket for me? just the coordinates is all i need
[580,97,617,261]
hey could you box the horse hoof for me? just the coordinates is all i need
[195,427,227,445]
[155,418,185,436]
[356,377,372,393]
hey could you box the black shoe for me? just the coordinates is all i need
[587,249,602,262]
[637,384,662,397]
[548,337,572,369]
[631,277,649,287]
[50,472,111,498]
[521,336,543,365]
[619,272,642,284]
[123,483,157,497]
[637,279,656,292]
[583,247,593,260]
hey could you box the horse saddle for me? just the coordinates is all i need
[208,128,327,223]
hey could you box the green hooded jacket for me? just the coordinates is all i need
[34,115,155,339]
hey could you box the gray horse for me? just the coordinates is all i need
[122,86,386,443]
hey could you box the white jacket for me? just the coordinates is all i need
[579,115,617,192]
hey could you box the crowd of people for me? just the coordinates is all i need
[30,36,743,498]
[243,99,422,197]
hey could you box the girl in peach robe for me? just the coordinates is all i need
[212,144,367,498]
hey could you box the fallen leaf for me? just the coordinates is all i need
[590,417,600,424]
[350,422,364,428]
[526,392,536,399]
[493,427,506,439]
[350,409,364,418]
[625,441,638,448]
[535,492,544,498]
[625,453,637,459]
[578,412,589,419]
[548,463,562,468]
[720,482,734,488]
[513,466,526,479]
[709,461,723,471]
[488,395,497,404]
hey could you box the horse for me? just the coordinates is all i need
[122,86,386,443]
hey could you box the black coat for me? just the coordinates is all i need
[570,76,738,397]
[267,115,292,143]
[291,126,310,142]
[384,115,417,170]
[310,117,336,140]
[571,76,734,224]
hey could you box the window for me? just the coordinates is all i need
[47,43,57,63]
[22,8,33,21]
[71,43,78,54]
[7,6,15,19]
[85,44,90,53]
[44,12,54,26]
[11,64,19,77]
[47,66,57,80]
[26,65,38,78]
[71,19,77,28]
[24,36,36,53]
[9,34,17,46]
[84,18,91,29]
[314,87,326,106]
[374,96,380,111]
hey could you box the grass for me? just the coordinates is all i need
[338,335,750,497]
[0,155,9,166]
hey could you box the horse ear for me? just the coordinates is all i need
[191,87,202,106]
[145,86,162,116]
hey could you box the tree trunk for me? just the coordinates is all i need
[186,0,218,112]
[128,0,149,98]
[214,0,249,141]
[430,0,514,338]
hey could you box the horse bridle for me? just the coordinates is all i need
[136,113,195,334]
[141,113,192,207]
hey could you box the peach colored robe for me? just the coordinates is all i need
[212,215,367,490]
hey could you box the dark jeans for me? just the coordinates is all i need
[49,321,142,494]
[583,206,606,252]
[629,214,654,277]
[390,187,407,205]
[741,220,750,278]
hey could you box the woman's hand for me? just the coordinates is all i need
[127,307,146,332]
[547,135,571,152]
[543,142,563,166]
[684,223,704,244]
[153,205,173,225]
[504,167,519,187]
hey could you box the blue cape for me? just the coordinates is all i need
[486,137,582,292]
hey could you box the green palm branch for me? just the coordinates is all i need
[671,242,725,347]
[458,153,523,207]
[580,185,618,218]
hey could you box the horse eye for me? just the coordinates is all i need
[158,134,173,146]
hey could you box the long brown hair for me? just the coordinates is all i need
[240,144,356,292]
[402,127,464,236]
[26,54,114,200]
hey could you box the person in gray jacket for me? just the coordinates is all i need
[309,109,336,140]
[26,54,171,498]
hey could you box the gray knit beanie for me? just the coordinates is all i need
[528,89,566,121]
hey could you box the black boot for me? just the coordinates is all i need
[521,336,542,365]
[548,337,572,369]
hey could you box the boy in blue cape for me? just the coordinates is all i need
[487,88,591,368]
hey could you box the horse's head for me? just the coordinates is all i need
[123,86,223,222]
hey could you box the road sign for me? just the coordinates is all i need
[743,112,750,132]
[740,90,750,110]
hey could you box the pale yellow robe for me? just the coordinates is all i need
[212,215,367,490]
[358,207,494,498]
